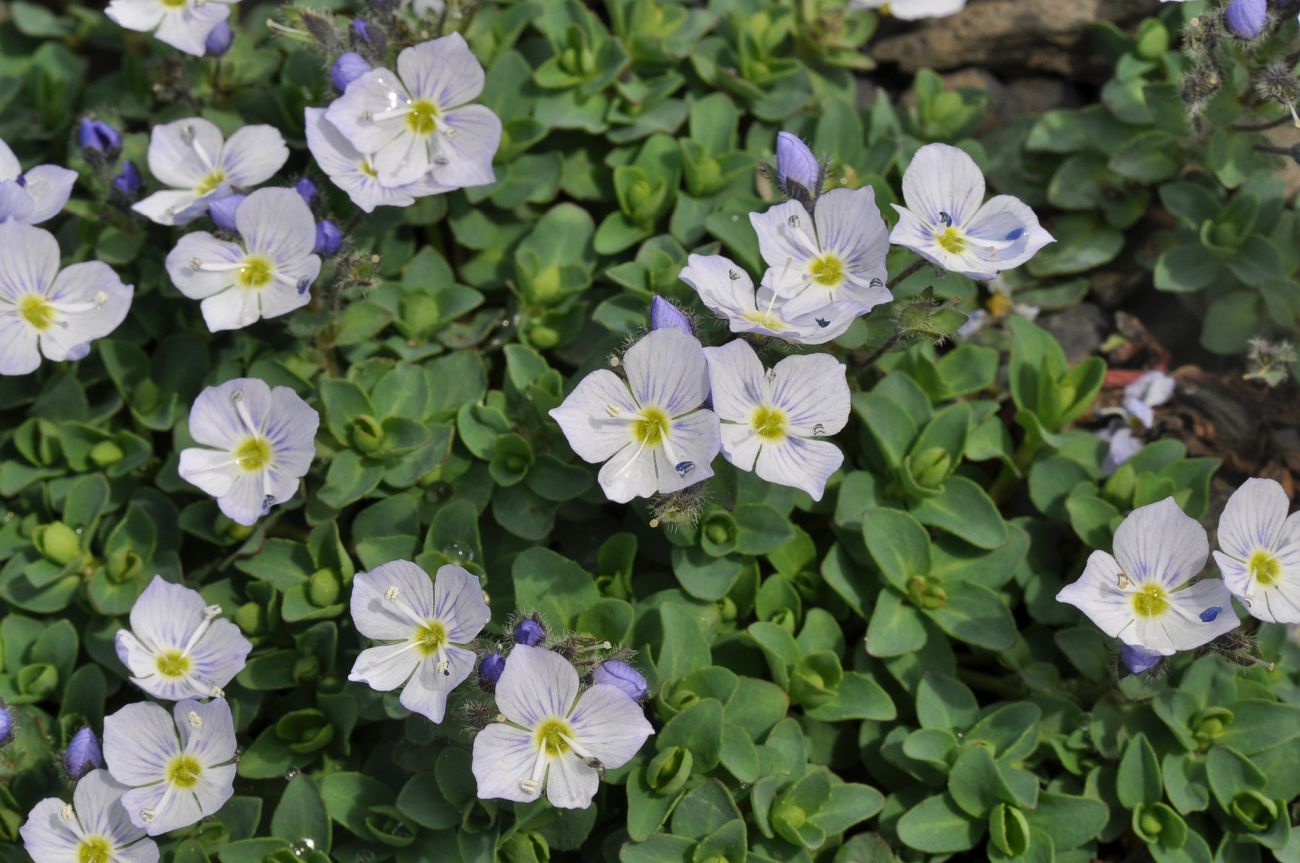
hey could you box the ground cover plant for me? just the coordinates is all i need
[1,0,1300,861]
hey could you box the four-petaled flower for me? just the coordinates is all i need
[679,254,865,345]
[348,561,492,723]
[890,143,1054,281]
[0,137,77,225]
[102,699,237,836]
[106,0,240,57]
[549,328,721,503]
[749,186,891,320]
[703,339,850,501]
[1056,497,1240,655]
[165,188,321,331]
[324,34,501,190]
[133,118,288,226]
[304,108,445,213]
[114,576,252,701]
[1213,477,1300,623]
[20,769,159,863]
[471,646,654,809]
[178,377,319,526]
[0,222,133,376]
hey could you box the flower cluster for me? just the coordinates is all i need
[1057,476,1300,674]
[552,135,1051,506]
[21,578,248,859]
[346,560,655,809]
[307,34,502,212]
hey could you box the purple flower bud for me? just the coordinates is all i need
[1225,0,1267,38]
[78,118,122,161]
[207,193,245,232]
[295,177,319,208]
[650,296,692,334]
[594,660,649,701]
[351,19,372,45]
[331,52,372,93]
[110,161,142,200]
[204,20,234,56]
[314,219,342,256]
[479,652,506,690]
[63,727,104,780]
[775,131,821,196]
[513,618,545,647]
[1121,644,1163,675]
[0,704,11,746]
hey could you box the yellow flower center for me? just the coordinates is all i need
[935,226,967,255]
[534,717,574,758]
[1131,582,1169,618]
[78,838,114,863]
[986,291,1014,319]
[633,407,670,446]
[751,405,787,442]
[166,754,203,789]
[19,294,55,330]
[234,436,272,471]
[744,310,786,331]
[406,100,441,135]
[236,256,274,289]
[195,169,226,196]
[156,650,191,679]
[359,160,378,178]
[414,620,447,657]
[809,254,845,288]
[1249,550,1281,587]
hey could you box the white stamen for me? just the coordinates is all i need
[385,586,399,601]
[140,808,156,823]
[188,711,202,728]
[60,804,74,821]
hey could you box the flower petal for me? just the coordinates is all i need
[128,575,207,654]
[1133,579,1240,653]
[624,328,709,416]
[754,436,844,501]
[495,645,578,729]
[0,139,18,180]
[147,118,223,190]
[38,262,133,362]
[261,385,319,479]
[349,643,421,692]
[175,698,237,767]
[568,684,654,769]
[75,770,149,849]
[177,447,237,499]
[680,253,758,322]
[548,369,640,465]
[430,105,500,189]
[770,353,850,436]
[133,189,205,226]
[545,752,600,809]
[304,109,417,213]
[199,288,261,332]
[104,0,166,33]
[154,2,229,56]
[103,701,178,787]
[219,125,289,188]
[324,67,411,156]
[597,443,659,503]
[1056,550,1136,641]
[702,339,765,424]
[235,188,316,264]
[720,423,761,473]
[165,232,243,300]
[187,620,252,694]
[350,560,436,640]
[0,220,57,300]
[0,180,37,223]
[433,566,490,642]
[748,199,817,280]
[19,165,77,224]
[399,646,476,722]
[812,186,889,281]
[658,409,719,493]
[1217,477,1289,560]
[1113,497,1209,589]
[397,34,485,108]
[0,314,41,375]
[471,723,540,803]
[901,142,985,227]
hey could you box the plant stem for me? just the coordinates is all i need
[861,332,902,367]
[891,258,928,288]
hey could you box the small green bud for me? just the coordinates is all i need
[718,596,738,622]
[988,804,1030,856]
[1191,707,1233,747]
[1135,20,1170,59]
[908,446,953,489]
[35,522,81,566]
[1231,790,1278,831]
[647,746,693,795]
[399,293,441,340]
[18,663,58,698]
[105,547,143,584]
[134,380,161,411]
[1139,812,1164,836]
[528,325,560,349]
[684,155,724,197]
[89,440,125,467]
[773,802,806,830]
[308,569,341,607]
[350,415,385,455]
[219,517,255,542]
[292,655,320,682]
[234,602,264,635]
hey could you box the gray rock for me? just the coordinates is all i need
[1038,303,1109,363]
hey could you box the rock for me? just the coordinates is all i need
[1262,124,1300,197]
[1038,302,1108,362]
[871,0,1164,78]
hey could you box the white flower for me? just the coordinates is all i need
[0,138,77,225]
[0,222,133,376]
[105,0,239,57]
[348,561,490,722]
[1097,425,1143,476]
[890,143,1054,281]
[133,118,288,226]
[549,328,721,503]
[324,34,500,189]
[848,0,966,18]
[114,576,252,701]
[1122,370,1175,429]
[164,188,320,331]
[102,699,237,836]
[471,646,653,809]
[1056,497,1240,655]
[304,108,450,213]
[1213,477,1300,622]
[703,339,849,501]
[177,377,319,526]
[679,253,868,345]
[20,770,159,863]
[749,186,891,320]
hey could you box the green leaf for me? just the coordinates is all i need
[270,776,331,853]
[897,793,983,853]
[862,507,931,591]
[911,477,1008,550]
[512,547,599,628]
[917,671,980,731]
[1118,733,1163,809]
